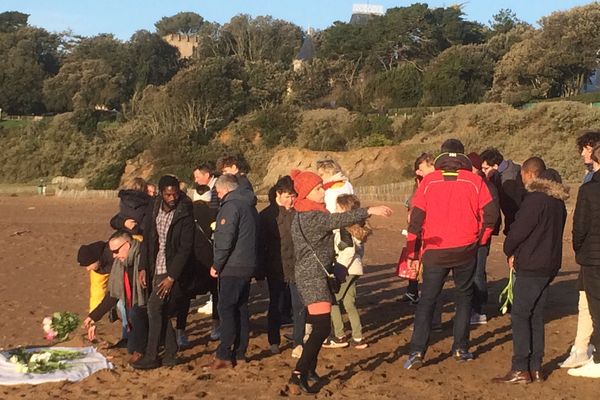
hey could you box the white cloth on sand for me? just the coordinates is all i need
[0,346,113,386]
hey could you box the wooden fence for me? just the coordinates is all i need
[354,181,414,202]
[55,189,118,199]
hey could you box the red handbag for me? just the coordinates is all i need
[396,247,417,280]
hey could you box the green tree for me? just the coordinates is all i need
[0,26,61,114]
[490,3,600,104]
[489,9,527,35]
[0,11,28,33]
[202,15,303,64]
[244,60,290,108]
[367,63,423,109]
[155,12,205,36]
[421,44,495,106]
[166,57,249,141]
[288,59,332,106]
[128,30,180,92]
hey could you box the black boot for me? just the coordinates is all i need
[307,370,321,384]
[289,372,318,394]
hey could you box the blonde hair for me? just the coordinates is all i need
[316,159,342,174]
[126,177,147,192]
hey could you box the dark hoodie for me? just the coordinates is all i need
[110,189,151,235]
[504,177,569,278]
[213,188,260,278]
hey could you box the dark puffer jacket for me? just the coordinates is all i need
[292,208,369,306]
[573,170,600,267]
[110,189,152,235]
[503,178,569,278]
[213,188,259,278]
[259,203,295,283]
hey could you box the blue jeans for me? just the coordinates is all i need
[216,277,251,361]
[472,244,490,314]
[289,283,306,347]
[511,276,551,371]
[117,299,129,340]
[410,259,476,355]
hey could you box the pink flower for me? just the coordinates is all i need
[44,329,57,341]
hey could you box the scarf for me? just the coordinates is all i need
[107,240,146,308]
[294,198,328,213]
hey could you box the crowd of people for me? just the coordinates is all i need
[74,133,600,394]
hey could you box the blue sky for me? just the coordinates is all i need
[1,0,594,40]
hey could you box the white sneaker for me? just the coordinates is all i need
[291,345,303,359]
[470,312,487,325]
[210,325,221,341]
[560,345,594,369]
[568,358,600,378]
[197,299,213,315]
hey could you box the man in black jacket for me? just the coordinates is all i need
[480,148,525,235]
[494,158,569,384]
[132,175,195,370]
[569,145,600,378]
[259,176,302,355]
[206,174,259,369]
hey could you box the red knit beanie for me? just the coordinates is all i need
[290,169,322,200]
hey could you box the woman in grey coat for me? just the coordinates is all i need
[288,169,391,394]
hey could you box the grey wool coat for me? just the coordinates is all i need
[292,208,369,306]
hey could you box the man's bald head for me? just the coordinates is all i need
[521,157,546,185]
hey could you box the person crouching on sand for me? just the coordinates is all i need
[493,158,568,384]
[83,231,149,365]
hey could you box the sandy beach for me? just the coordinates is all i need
[0,195,596,399]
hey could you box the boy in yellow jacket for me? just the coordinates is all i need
[77,241,114,311]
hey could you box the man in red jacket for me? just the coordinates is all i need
[404,139,499,369]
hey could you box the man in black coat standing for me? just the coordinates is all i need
[569,144,600,378]
[493,158,569,384]
[206,174,259,370]
[132,175,195,370]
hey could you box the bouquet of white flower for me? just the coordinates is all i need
[8,348,84,374]
[499,270,514,315]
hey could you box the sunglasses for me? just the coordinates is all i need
[110,242,128,254]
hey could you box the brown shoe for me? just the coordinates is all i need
[127,352,143,365]
[492,370,532,384]
[531,370,546,382]
[203,358,234,371]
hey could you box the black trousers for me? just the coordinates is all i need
[410,259,475,355]
[582,267,600,363]
[511,275,551,371]
[146,274,177,360]
[216,276,251,361]
[127,305,148,354]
